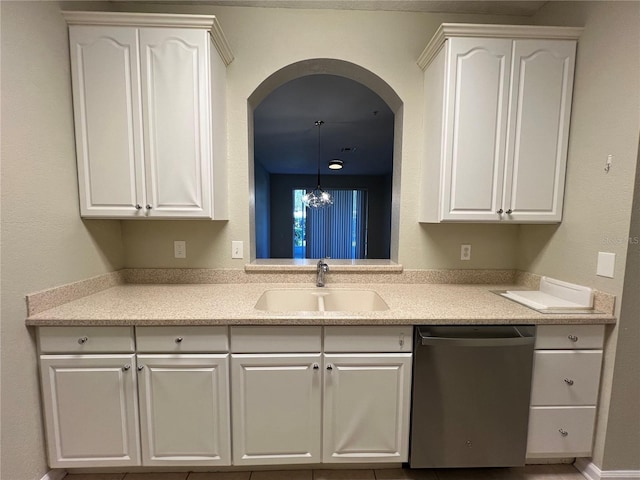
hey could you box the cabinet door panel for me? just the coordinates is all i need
[231,354,322,465]
[137,355,230,466]
[527,406,596,458]
[530,350,602,406]
[69,26,144,217]
[39,354,140,467]
[504,40,576,222]
[139,28,211,218]
[323,353,412,463]
[443,38,512,221]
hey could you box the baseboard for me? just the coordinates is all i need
[575,458,640,480]
[40,469,66,480]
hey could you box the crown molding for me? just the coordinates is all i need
[62,11,234,65]
[417,23,583,70]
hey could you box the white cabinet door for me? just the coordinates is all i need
[504,40,576,222]
[137,354,231,466]
[527,406,597,458]
[69,26,145,218]
[322,353,412,463]
[39,354,141,468]
[139,28,212,218]
[442,38,512,222]
[231,354,322,465]
[530,350,603,406]
[419,27,578,224]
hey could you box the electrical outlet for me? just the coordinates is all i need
[461,244,471,261]
[232,241,243,259]
[174,241,186,259]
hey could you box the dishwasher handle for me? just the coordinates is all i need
[418,327,535,348]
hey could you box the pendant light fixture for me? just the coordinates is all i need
[302,120,333,209]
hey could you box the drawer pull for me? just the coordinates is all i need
[175,337,184,343]
[564,378,574,385]
[78,336,88,344]
[137,365,145,371]
[327,364,333,371]
[122,364,131,371]
[568,335,579,342]
[313,363,319,370]
[559,428,569,437]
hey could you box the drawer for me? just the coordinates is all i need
[136,326,228,353]
[535,325,604,349]
[526,406,596,458]
[324,326,412,353]
[38,326,134,353]
[230,326,321,353]
[530,351,602,406]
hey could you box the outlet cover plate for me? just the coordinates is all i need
[174,241,186,259]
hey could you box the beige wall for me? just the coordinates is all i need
[603,146,640,471]
[525,0,640,470]
[113,3,525,270]
[0,2,124,479]
[2,2,639,478]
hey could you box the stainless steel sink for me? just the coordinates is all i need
[254,288,389,312]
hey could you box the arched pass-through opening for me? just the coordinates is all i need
[247,58,403,262]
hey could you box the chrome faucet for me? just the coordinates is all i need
[316,259,329,287]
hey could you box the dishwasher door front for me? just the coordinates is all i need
[410,326,535,468]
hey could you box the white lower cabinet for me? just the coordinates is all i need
[230,354,322,465]
[39,354,141,468]
[137,354,231,466]
[526,325,604,459]
[527,406,597,458]
[229,326,413,466]
[323,353,412,463]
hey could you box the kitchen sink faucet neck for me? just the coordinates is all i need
[316,259,329,287]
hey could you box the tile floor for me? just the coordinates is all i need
[63,464,586,480]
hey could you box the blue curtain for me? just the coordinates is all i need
[306,189,367,259]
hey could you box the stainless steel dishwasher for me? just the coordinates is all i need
[410,325,535,468]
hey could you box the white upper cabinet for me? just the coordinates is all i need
[418,24,581,223]
[64,12,233,219]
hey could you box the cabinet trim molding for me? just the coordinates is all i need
[62,11,234,65]
[418,23,583,70]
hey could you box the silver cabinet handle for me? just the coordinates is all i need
[175,337,183,343]
[123,364,131,371]
[137,365,145,371]
[497,209,504,214]
[564,378,574,386]
[326,364,333,371]
[505,209,513,214]
[78,336,88,344]
[559,429,568,437]
[145,204,152,210]
[568,335,579,342]
[313,363,319,370]
[135,204,142,210]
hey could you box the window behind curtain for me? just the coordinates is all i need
[293,189,368,259]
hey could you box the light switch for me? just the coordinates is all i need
[232,241,243,259]
[596,252,615,278]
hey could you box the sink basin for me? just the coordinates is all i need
[254,289,389,312]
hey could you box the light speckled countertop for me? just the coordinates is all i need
[25,283,616,326]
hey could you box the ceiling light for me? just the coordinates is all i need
[302,120,333,209]
[328,159,343,170]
